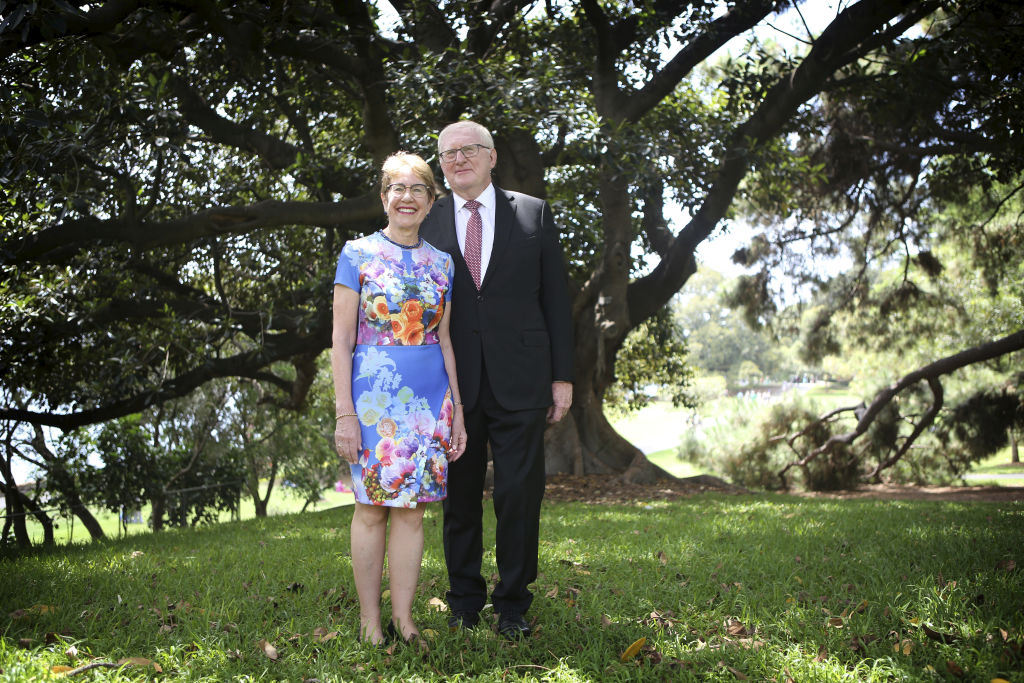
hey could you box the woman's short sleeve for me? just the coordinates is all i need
[444,253,454,303]
[335,241,361,291]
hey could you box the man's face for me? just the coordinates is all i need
[438,127,496,200]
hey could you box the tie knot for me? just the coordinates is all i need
[464,200,481,212]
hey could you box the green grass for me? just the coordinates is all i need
[16,486,356,546]
[964,454,1024,486]
[2,495,1022,681]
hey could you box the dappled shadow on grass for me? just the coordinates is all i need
[2,496,1021,681]
[535,494,1023,681]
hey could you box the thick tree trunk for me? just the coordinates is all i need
[544,373,675,485]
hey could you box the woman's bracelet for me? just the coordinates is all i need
[336,413,356,420]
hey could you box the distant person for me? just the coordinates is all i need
[332,152,467,648]
[420,121,574,639]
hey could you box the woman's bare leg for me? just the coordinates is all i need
[387,505,426,642]
[351,502,389,644]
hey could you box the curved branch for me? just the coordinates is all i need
[777,328,1024,483]
[867,375,943,480]
[5,195,382,266]
[0,0,148,59]
[170,75,300,169]
[627,0,935,324]
[0,325,332,430]
[623,0,780,122]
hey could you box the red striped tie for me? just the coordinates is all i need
[464,200,482,289]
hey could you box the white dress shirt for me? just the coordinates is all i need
[454,183,496,280]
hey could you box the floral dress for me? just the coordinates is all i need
[335,231,455,507]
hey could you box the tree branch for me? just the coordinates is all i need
[777,328,1024,485]
[622,0,780,122]
[0,325,332,430]
[169,75,301,170]
[4,196,382,266]
[627,0,932,325]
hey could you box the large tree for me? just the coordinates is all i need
[2,0,1022,484]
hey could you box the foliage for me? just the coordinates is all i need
[605,308,695,414]
[2,0,1024,488]
[674,268,803,387]
[721,396,861,491]
[1,495,1022,681]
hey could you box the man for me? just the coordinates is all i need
[420,121,574,639]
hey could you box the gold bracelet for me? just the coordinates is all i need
[336,413,356,420]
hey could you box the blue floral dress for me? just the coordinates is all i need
[335,231,455,507]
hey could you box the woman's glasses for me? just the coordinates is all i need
[386,183,431,199]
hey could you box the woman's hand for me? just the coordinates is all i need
[335,415,361,465]
[447,407,467,462]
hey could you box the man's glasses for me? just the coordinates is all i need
[386,183,431,199]
[438,144,491,163]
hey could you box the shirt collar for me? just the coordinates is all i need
[454,183,496,212]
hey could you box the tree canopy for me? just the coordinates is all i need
[2,0,1023,485]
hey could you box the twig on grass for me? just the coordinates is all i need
[63,661,119,676]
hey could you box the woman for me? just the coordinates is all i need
[332,152,467,648]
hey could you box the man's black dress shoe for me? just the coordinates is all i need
[497,612,532,639]
[447,610,480,630]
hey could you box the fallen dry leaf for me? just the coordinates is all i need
[815,645,828,662]
[427,597,447,612]
[828,617,844,628]
[311,627,337,643]
[996,559,1016,572]
[946,660,965,677]
[258,639,279,660]
[726,619,748,636]
[50,665,74,674]
[116,657,162,672]
[621,636,647,662]
[657,551,668,565]
[601,614,613,627]
[922,623,959,644]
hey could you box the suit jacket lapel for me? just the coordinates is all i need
[432,195,463,264]
[482,187,515,291]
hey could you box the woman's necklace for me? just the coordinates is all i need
[380,228,422,249]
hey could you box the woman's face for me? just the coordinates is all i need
[381,168,433,232]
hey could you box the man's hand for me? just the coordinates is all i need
[547,381,573,423]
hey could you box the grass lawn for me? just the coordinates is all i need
[2,495,1022,682]
[16,486,356,547]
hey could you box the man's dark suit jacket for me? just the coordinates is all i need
[420,186,574,411]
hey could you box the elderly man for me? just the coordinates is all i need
[419,120,574,639]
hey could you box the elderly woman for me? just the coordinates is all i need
[332,152,467,648]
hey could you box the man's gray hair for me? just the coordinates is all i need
[438,121,494,152]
